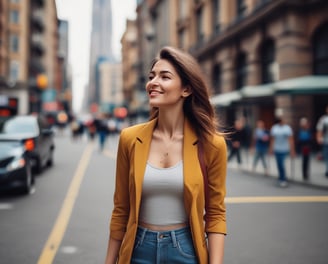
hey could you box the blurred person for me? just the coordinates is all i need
[269,116,296,187]
[70,118,80,140]
[94,114,109,151]
[105,46,227,264]
[297,117,312,180]
[251,120,270,173]
[227,119,244,166]
[316,105,328,177]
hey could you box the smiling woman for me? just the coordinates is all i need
[105,46,228,264]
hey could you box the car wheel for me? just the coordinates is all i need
[22,161,34,195]
[47,149,54,167]
[34,157,43,174]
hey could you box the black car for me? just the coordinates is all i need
[0,141,33,194]
[0,115,55,193]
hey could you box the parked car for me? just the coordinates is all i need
[0,115,55,193]
[0,141,33,194]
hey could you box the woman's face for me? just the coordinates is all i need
[146,59,189,108]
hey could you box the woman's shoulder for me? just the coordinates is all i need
[205,133,227,151]
[121,122,150,135]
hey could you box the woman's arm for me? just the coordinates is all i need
[208,232,225,264]
[104,237,122,264]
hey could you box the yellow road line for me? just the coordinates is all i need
[37,142,94,264]
[103,149,116,159]
[225,196,328,204]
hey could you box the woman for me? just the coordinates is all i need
[105,46,227,264]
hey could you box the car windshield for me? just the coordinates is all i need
[0,117,38,134]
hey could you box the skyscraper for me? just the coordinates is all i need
[88,0,114,109]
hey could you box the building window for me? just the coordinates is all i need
[313,23,328,75]
[9,60,20,83]
[212,0,220,35]
[178,30,186,49]
[237,0,247,18]
[236,52,247,90]
[10,10,19,24]
[261,39,276,83]
[10,34,19,53]
[196,7,204,42]
[212,63,221,94]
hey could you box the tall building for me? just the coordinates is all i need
[88,0,115,110]
[130,0,328,133]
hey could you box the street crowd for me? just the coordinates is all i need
[227,105,328,187]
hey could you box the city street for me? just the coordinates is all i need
[0,130,327,264]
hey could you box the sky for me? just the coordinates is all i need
[55,0,137,113]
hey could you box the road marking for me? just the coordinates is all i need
[103,149,116,159]
[225,196,328,204]
[37,142,94,264]
[0,203,13,210]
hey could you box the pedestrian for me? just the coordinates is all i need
[251,120,270,173]
[316,105,328,177]
[227,119,244,166]
[269,116,296,187]
[104,46,227,264]
[297,117,312,180]
[94,114,108,151]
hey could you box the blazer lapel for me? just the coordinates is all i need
[134,118,157,218]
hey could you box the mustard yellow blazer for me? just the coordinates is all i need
[109,118,227,264]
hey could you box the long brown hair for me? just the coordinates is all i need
[149,46,224,141]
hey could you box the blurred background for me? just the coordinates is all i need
[1,1,328,263]
[0,0,327,134]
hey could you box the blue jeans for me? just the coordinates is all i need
[274,152,288,182]
[131,226,198,264]
[253,149,268,169]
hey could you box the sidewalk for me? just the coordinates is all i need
[228,151,328,189]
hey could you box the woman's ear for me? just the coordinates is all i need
[182,86,192,98]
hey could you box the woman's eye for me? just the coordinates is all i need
[148,75,154,80]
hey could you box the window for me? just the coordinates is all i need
[212,64,221,94]
[196,7,204,42]
[10,10,19,24]
[261,39,276,83]
[178,30,186,49]
[212,0,220,34]
[236,52,247,90]
[237,0,247,18]
[9,60,20,83]
[313,23,328,75]
[10,34,19,53]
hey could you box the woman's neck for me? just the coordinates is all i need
[156,112,184,138]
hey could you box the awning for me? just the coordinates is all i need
[241,83,274,97]
[274,75,328,94]
[210,91,242,106]
[210,75,328,107]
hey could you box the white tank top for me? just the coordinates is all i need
[138,161,188,225]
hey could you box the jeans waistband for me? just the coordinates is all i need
[136,225,191,246]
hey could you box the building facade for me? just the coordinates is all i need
[0,0,69,117]
[127,0,328,133]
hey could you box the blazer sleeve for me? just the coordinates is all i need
[205,135,227,235]
[109,129,130,240]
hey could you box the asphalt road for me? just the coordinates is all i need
[0,131,327,264]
